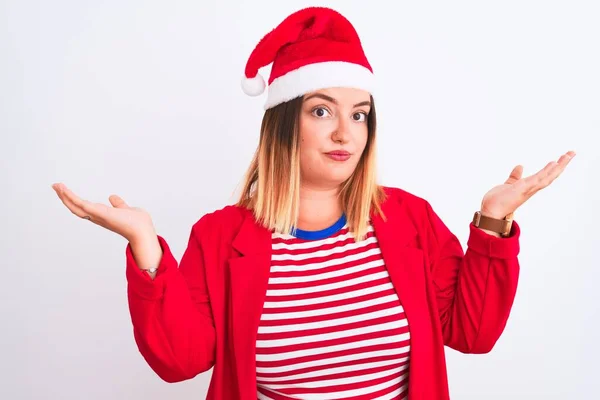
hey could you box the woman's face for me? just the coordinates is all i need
[299,87,371,189]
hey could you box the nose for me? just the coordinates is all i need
[331,116,350,144]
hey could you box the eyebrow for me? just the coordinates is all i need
[304,93,371,108]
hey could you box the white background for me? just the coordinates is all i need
[2,0,599,398]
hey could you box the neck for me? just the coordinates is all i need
[296,183,343,231]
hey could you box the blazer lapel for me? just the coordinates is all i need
[371,194,421,311]
[372,194,429,399]
[227,209,272,400]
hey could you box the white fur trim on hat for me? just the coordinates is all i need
[263,61,375,109]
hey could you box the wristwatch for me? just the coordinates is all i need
[472,211,513,237]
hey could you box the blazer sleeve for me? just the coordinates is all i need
[423,200,521,354]
[125,214,216,382]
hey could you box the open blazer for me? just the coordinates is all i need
[125,186,521,399]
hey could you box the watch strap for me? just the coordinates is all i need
[473,211,513,237]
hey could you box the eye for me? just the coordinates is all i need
[311,107,331,118]
[352,112,368,122]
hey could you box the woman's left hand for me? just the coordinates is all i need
[480,150,576,220]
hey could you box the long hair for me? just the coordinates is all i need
[235,94,387,242]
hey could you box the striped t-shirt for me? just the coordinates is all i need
[256,213,411,400]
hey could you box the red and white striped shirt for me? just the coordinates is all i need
[256,214,411,400]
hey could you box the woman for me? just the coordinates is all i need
[51,6,575,400]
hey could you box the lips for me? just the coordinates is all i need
[325,151,351,161]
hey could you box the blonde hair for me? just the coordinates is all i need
[236,94,387,242]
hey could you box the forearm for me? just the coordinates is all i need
[440,221,521,353]
[442,242,520,353]
[130,233,163,279]
[425,201,520,353]
[125,233,217,381]
[127,275,216,381]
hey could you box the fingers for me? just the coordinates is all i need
[521,151,576,196]
[541,151,575,185]
[52,183,88,219]
[52,183,107,222]
[521,162,554,196]
[109,194,129,209]
[505,165,523,185]
[61,185,97,218]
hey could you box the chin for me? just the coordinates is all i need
[324,172,354,186]
[302,163,356,187]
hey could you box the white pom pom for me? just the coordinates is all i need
[241,73,266,96]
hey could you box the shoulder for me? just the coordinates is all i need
[379,185,453,246]
[190,204,252,240]
[380,185,432,214]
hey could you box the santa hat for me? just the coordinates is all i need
[241,7,376,110]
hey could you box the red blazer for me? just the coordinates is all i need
[125,186,520,399]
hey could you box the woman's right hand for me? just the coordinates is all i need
[51,182,156,245]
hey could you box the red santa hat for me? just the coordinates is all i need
[241,7,376,109]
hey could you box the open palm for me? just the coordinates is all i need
[51,183,156,243]
[480,150,576,219]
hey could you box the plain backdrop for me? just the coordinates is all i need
[2,0,599,399]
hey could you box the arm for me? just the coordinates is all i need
[125,215,216,382]
[424,200,520,354]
